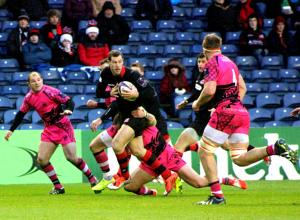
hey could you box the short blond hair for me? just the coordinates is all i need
[28,71,42,82]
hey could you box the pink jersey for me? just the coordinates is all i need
[20,85,70,125]
[204,53,241,108]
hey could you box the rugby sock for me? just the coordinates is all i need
[136,186,156,195]
[266,144,275,156]
[209,181,224,198]
[186,142,199,152]
[221,177,235,186]
[247,144,255,151]
[141,150,171,180]
[75,158,97,184]
[41,163,63,189]
[94,150,110,174]
[115,151,130,179]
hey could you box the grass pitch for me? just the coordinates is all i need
[0,181,299,220]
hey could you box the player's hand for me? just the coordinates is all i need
[290,107,300,117]
[60,110,73,115]
[86,99,98,108]
[208,108,215,116]
[121,88,139,101]
[110,84,119,97]
[176,100,188,109]
[131,106,147,118]
[192,101,200,112]
[4,131,12,141]
[90,118,102,132]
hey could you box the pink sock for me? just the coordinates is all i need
[209,181,223,198]
[266,144,275,156]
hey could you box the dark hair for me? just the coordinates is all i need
[131,62,144,73]
[202,33,222,50]
[197,52,206,60]
[108,50,123,61]
[47,9,61,19]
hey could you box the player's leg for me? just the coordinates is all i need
[124,167,157,196]
[174,127,199,156]
[37,141,64,194]
[62,142,97,188]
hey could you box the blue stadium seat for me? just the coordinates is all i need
[246,83,268,94]
[31,111,43,124]
[0,124,11,130]
[111,45,136,56]
[176,0,196,7]
[156,20,177,32]
[191,8,207,19]
[260,55,283,70]
[65,71,91,85]
[48,0,64,9]
[153,57,169,70]
[128,33,146,45]
[274,107,295,121]
[221,44,239,58]
[239,70,251,82]
[263,18,274,31]
[264,121,290,127]
[166,120,184,129]
[40,69,62,85]
[235,56,258,70]
[278,69,299,82]
[178,109,192,127]
[199,32,221,42]
[4,109,31,124]
[78,20,88,32]
[225,31,241,44]
[190,45,202,56]
[0,71,11,85]
[256,2,267,17]
[1,85,26,98]
[0,58,20,72]
[137,45,161,57]
[147,32,170,45]
[251,69,275,83]
[164,44,186,57]
[20,123,44,130]
[121,8,135,21]
[248,108,273,122]
[84,85,97,95]
[76,122,92,130]
[200,0,212,6]
[287,56,300,70]
[88,108,106,122]
[144,71,164,81]
[243,95,255,108]
[15,96,24,110]
[250,122,261,128]
[283,93,300,108]
[0,96,13,110]
[159,108,168,120]
[256,93,282,108]
[175,32,194,45]
[172,6,186,21]
[29,21,47,29]
[0,32,8,47]
[73,95,94,109]
[12,71,30,85]
[183,20,204,32]
[131,20,153,33]
[0,9,12,21]
[123,0,138,8]
[269,82,293,94]
[68,110,87,123]
[2,21,17,33]
[127,58,152,71]
[292,120,300,127]
[58,84,83,95]
[182,57,196,69]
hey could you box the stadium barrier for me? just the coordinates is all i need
[1,127,299,184]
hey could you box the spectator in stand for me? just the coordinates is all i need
[91,0,122,17]
[135,0,173,28]
[266,16,297,64]
[78,20,110,66]
[160,58,191,108]
[7,0,49,21]
[51,28,78,67]
[235,0,259,30]
[7,9,30,70]
[96,2,130,48]
[40,9,64,50]
[62,0,93,33]
[22,28,52,70]
[264,0,294,18]
[206,0,239,38]
[239,13,267,62]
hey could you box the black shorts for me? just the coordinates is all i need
[190,108,211,136]
[123,117,149,137]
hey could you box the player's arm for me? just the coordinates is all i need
[192,81,216,111]
[60,97,75,115]
[96,69,112,98]
[4,111,26,140]
[131,106,157,126]
[239,74,247,101]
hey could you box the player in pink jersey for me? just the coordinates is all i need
[4,71,98,194]
[124,107,247,196]
[192,34,297,205]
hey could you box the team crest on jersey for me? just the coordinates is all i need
[137,77,148,87]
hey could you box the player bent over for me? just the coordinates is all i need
[4,72,97,194]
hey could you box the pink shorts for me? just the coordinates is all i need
[139,145,186,177]
[41,117,76,145]
[208,104,250,135]
[106,124,119,138]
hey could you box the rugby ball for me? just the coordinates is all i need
[118,81,137,101]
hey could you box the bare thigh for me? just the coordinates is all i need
[37,141,58,166]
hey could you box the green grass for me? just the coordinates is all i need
[0,181,300,220]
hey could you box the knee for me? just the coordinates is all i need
[37,156,48,166]
[66,155,78,164]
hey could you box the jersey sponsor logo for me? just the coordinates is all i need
[137,77,148,87]
[195,84,202,91]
